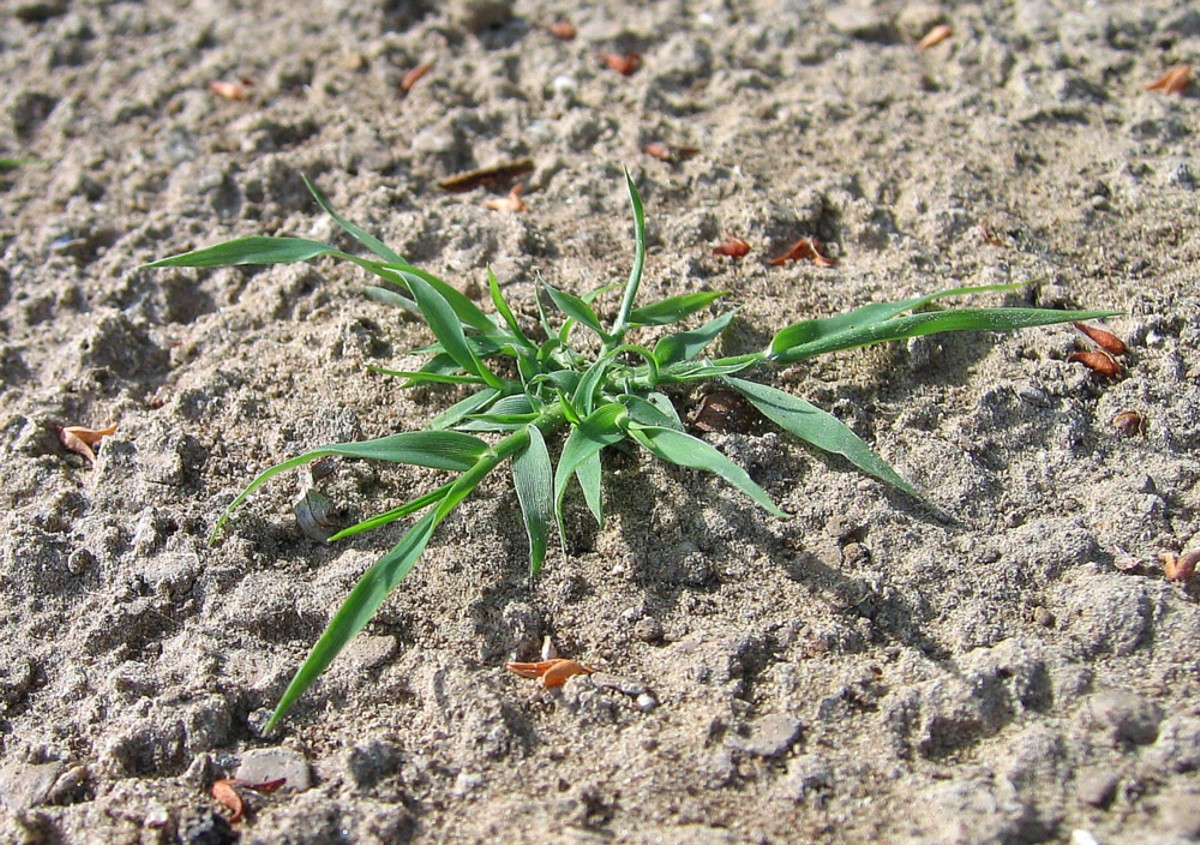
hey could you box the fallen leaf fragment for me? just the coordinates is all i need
[58,423,118,464]
[210,777,288,824]
[209,80,249,101]
[1160,551,1199,583]
[438,158,535,193]
[1145,65,1191,95]
[643,142,698,164]
[547,20,576,40]
[597,51,641,76]
[1111,410,1146,437]
[505,658,593,688]
[1074,322,1126,356]
[769,237,836,267]
[483,183,529,213]
[979,221,1006,247]
[916,24,953,51]
[1067,350,1120,378]
[211,779,244,823]
[712,238,751,258]
[401,60,435,93]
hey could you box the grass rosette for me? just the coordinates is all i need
[149,172,1116,731]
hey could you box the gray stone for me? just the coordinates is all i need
[1083,689,1163,746]
[235,746,312,791]
[1076,766,1119,808]
[448,0,512,33]
[732,713,802,758]
[782,754,833,802]
[826,5,894,41]
[0,760,63,811]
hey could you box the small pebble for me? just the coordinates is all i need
[636,693,658,712]
[633,617,663,643]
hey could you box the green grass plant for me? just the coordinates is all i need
[149,172,1117,731]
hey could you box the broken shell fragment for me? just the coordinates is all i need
[295,488,338,542]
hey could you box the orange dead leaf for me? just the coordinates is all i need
[1145,65,1191,95]
[769,237,836,267]
[916,24,953,52]
[401,60,435,93]
[712,238,751,258]
[1161,551,1199,583]
[505,658,593,688]
[1074,322,1126,356]
[547,20,576,40]
[643,142,698,164]
[1067,350,1120,378]
[979,221,1006,247]
[211,779,244,823]
[597,52,641,76]
[209,80,248,101]
[483,183,529,213]
[58,423,117,464]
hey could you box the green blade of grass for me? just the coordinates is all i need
[428,387,501,430]
[772,307,1121,364]
[327,483,455,541]
[576,453,604,527]
[367,367,485,386]
[265,507,441,732]
[611,168,646,340]
[769,282,1030,355]
[544,281,609,339]
[625,423,785,517]
[363,285,419,314]
[302,175,405,264]
[512,425,553,576]
[406,276,504,388]
[622,393,685,431]
[210,430,491,538]
[724,376,919,498]
[627,291,728,327]
[654,309,738,366]
[574,353,617,417]
[379,264,502,338]
[489,267,535,349]
[553,403,628,543]
[145,236,340,268]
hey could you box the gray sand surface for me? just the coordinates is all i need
[2,1,1198,842]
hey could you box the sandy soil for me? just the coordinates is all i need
[2,0,1199,842]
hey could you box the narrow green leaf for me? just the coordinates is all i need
[512,426,553,576]
[367,367,484,386]
[406,276,504,388]
[364,285,418,314]
[488,267,534,348]
[772,307,1121,364]
[654,309,738,365]
[621,393,684,430]
[575,453,604,527]
[574,353,616,417]
[457,396,538,431]
[146,237,338,268]
[611,169,647,338]
[545,281,609,338]
[303,175,404,264]
[428,387,501,430]
[769,282,1029,355]
[209,430,491,538]
[380,264,502,338]
[628,291,729,327]
[553,403,628,542]
[626,423,785,517]
[266,508,440,732]
[724,376,919,497]
[657,358,759,383]
[327,483,455,541]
